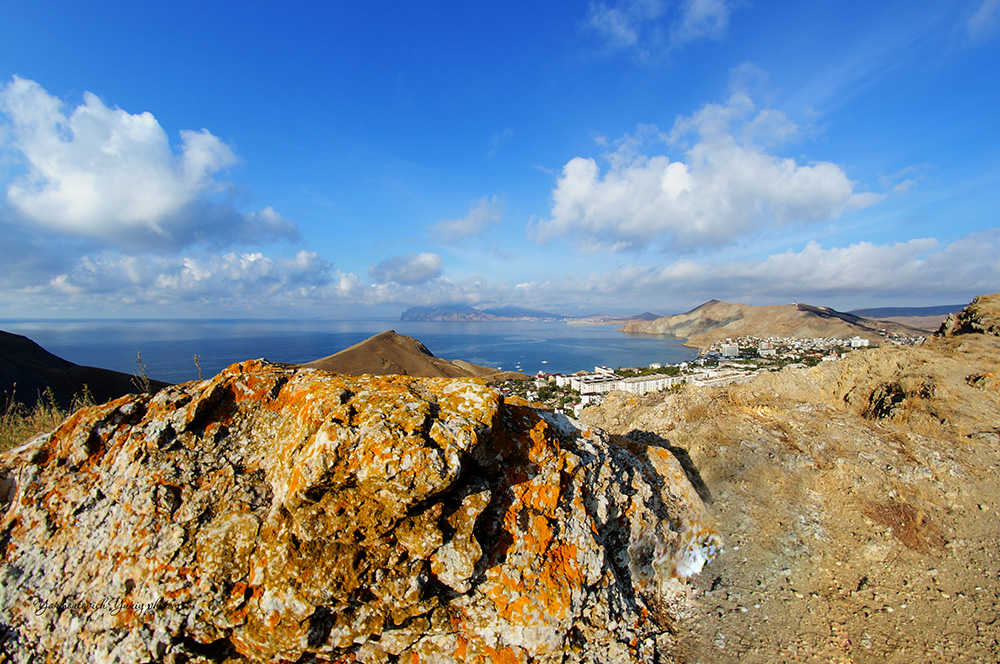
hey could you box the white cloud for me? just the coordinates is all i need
[968,0,1000,41]
[514,230,1000,311]
[586,1,655,49]
[536,93,880,251]
[584,0,736,56]
[0,76,296,251]
[46,250,333,299]
[673,0,732,45]
[3,227,996,318]
[0,245,367,317]
[369,252,443,285]
[432,196,504,243]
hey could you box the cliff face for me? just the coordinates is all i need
[0,361,718,663]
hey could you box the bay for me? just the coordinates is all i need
[0,319,695,384]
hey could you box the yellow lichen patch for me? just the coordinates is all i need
[526,416,560,463]
[486,509,587,625]
[482,644,526,664]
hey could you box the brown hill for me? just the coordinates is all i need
[582,293,1000,660]
[297,330,521,379]
[0,330,168,410]
[871,314,949,332]
[622,299,926,348]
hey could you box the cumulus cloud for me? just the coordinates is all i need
[673,0,732,45]
[0,245,373,317]
[369,252,443,285]
[514,230,1000,310]
[584,0,736,56]
[5,227,996,317]
[586,0,660,50]
[536,93,880,251]
[432,196,504,243]
[0,76,297,251]
[46,250,333,299]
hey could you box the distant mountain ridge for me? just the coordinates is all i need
[400,305,563,322]
[399,304,661,323]
[622,300,928,348]
[849,304,967,318]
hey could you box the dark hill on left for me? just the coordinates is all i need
[1,330,169,409]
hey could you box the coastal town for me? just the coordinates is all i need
[498,329,928,416]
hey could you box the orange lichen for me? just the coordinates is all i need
[0,359,717,663]
[482,644,524,664]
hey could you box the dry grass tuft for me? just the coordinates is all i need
[1,385,95,454]
[862,500,946,553]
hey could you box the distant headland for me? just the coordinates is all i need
[399,304,661,323]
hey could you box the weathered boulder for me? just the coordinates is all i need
[0,360,719,663]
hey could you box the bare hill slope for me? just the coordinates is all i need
[297,330,519,379]
[622,300,926,348]
[582,293,1000,661]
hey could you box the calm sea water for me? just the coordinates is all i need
[0,319,695,384]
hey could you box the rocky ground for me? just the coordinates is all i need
[1,295,997,663]
[582,294,1000,663]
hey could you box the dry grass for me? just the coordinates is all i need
[862,499,946,553]
[0,385,95,454]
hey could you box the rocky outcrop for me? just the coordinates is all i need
[936,292,1000,337]
[0,360,719,663]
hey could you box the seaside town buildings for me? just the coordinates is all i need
[501,330,926,414]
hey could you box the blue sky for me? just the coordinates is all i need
[1,0,998,319]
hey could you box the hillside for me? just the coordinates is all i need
[622,299,927,348]
[581,293,1000,661]
[849,304,969,334]
[297,330,523,379]
[0,330,168,409]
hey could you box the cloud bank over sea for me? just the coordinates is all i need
[1,2,997,317]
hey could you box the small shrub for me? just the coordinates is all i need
[132,351,152,394]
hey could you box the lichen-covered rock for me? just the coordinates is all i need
[0,360,719,663]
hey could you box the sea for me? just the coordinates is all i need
[0,319,696,384]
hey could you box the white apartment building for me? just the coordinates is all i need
[620,374,684,393]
